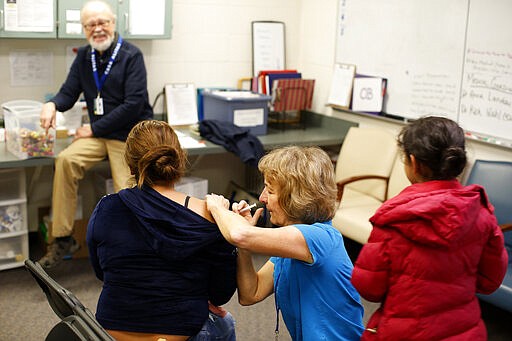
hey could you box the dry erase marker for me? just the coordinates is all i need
[239,203,257,213]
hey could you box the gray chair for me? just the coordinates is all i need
[465,160,512,313]
[25,259,115,341]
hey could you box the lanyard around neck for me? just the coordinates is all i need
[274,263,281,341]
[91,35,123,94]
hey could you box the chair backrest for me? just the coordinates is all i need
[335,127,398,201]
[24,259,115,341]
[465,159,512,246]
[387,155,411,200]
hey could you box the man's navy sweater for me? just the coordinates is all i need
[51,35,153,141]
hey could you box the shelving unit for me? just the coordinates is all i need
[0,168,28,270]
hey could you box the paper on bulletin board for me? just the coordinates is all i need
[65,9,82,35]
[3,0,54,32]
[165,83,198,126]
[9,50,53,86]
[327,63,356,108]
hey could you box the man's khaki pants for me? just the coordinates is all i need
[51,137,131,238]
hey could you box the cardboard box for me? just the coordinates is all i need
[202,91,271,135]
[94,170,115,196]
[39,217,89,259]
[2,100,55,159]
[70,219,89,259]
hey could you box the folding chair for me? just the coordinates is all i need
[24,259,115,341]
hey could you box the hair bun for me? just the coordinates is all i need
[441,146,466,178]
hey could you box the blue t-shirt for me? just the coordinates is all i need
[270,221,364,340]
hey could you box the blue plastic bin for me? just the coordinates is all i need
[202,91,271,135]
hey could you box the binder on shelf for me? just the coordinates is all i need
[350,75,387,114]
[327,63,356,109]
[267,72,302,97]
[257,69,298,94]
[272,78,315,113]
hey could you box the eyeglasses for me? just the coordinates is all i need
[83,20,111,31]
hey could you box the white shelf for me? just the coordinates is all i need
[0,197,27,206]
[0,168,28,271]
[0,260,26,271]
[0,230,27,239]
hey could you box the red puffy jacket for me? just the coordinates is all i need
[352,180,508,340]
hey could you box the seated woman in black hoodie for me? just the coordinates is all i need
[86,120,237,341]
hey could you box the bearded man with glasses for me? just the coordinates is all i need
[38,0,153,268]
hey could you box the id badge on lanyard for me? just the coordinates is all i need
[91,36,123,116]
[94,94,104,115]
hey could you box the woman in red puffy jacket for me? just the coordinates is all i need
[351,116,508,340]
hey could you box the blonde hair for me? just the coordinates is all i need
[125,120,187,188]
[258,146,337,224]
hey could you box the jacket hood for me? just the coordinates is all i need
[118,186,222,262]
[370,180,494,248]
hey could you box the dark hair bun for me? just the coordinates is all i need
[139,145,184,184]
[440,146,467,179]
[398,116,467,180]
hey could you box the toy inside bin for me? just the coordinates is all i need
[2,100,55,159]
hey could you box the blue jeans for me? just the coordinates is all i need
[189,311,236,341]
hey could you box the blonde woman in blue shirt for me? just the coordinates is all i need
[206,146,364,340]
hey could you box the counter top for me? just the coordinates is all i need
[0,111,356,168]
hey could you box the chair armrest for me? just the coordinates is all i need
[336,175,389,202]
[501,223,512,232]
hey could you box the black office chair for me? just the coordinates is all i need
[24,259,115,341]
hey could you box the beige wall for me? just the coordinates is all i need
[1,0,510,162]
[0,0,301,112]
[3,0,511,232]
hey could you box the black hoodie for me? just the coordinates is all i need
[86,185,236,335]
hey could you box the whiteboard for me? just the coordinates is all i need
[335,0,512,142]
[252,21,285,77]
[459,0,512,141]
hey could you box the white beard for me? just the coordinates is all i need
[89,34,114,52]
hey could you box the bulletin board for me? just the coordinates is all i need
[252,21,286,77]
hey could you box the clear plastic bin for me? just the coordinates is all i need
[0,168,26,202]
[2,100,55,159]
[0,235,26,266]
[56,101,86,134]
